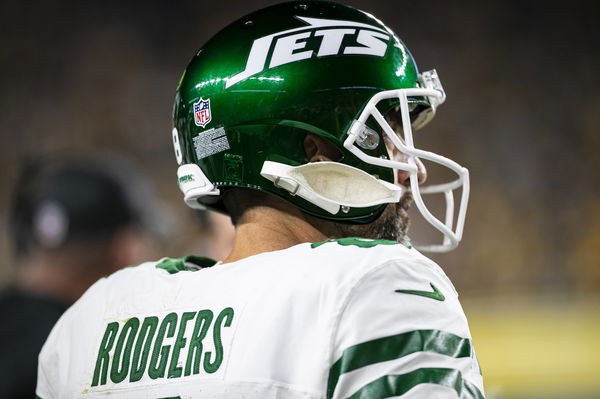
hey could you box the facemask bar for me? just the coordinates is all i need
[344,73,470,252]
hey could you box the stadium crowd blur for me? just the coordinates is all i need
[0,1,598,398]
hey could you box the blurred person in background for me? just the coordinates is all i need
[0,157,162,399]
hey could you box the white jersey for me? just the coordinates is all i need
[36,238,484,399]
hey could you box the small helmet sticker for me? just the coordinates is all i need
[193,97,212,127]
[193,126,230,160]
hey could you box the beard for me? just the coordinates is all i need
[336,191,413,245]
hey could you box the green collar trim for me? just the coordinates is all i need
[311,237,410,249]
[155,255,218,274]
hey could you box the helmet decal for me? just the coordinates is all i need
[193,97,212,127]
[226,16,391,88]
[193,126,230,160]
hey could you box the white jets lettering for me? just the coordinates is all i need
[344,30,390,56]
[225,17,390,88]
[314,29,355,56]
[270,32,313,68]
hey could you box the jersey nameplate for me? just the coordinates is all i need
[89,307,235,391]
[226,16,392,88]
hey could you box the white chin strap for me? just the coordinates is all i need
[177,160,404,215]
[260,161,403,215]
[343,71,470,253]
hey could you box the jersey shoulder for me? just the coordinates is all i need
[312,240,483,398]
[68,255,218,307]
[299,237,455,293]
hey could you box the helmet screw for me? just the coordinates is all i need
[294,4,308,10]
[356,125,380,150]
[341,206,350,214]
[242,20,254,29]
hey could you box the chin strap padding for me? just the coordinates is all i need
[260,161,402,215]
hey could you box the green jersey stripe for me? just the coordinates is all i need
[346,368,484,399]
[327,329,472,398]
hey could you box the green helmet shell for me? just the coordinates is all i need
[173,0,428,222]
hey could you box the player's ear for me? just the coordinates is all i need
[304,133,342,163]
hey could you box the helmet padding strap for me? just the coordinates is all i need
[260,161,402,215]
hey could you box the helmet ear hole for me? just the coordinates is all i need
[303,134,342,163]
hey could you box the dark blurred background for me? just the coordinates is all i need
[1,1,599,398]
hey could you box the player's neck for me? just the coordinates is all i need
[223,204,329,263]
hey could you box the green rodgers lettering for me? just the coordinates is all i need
[91,307,235,387]
[311,237,407,249]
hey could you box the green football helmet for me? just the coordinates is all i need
[172,0,469,252]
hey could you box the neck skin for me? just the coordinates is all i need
[223,199,332,264]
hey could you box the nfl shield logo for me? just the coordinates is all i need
[193,98,212,127]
